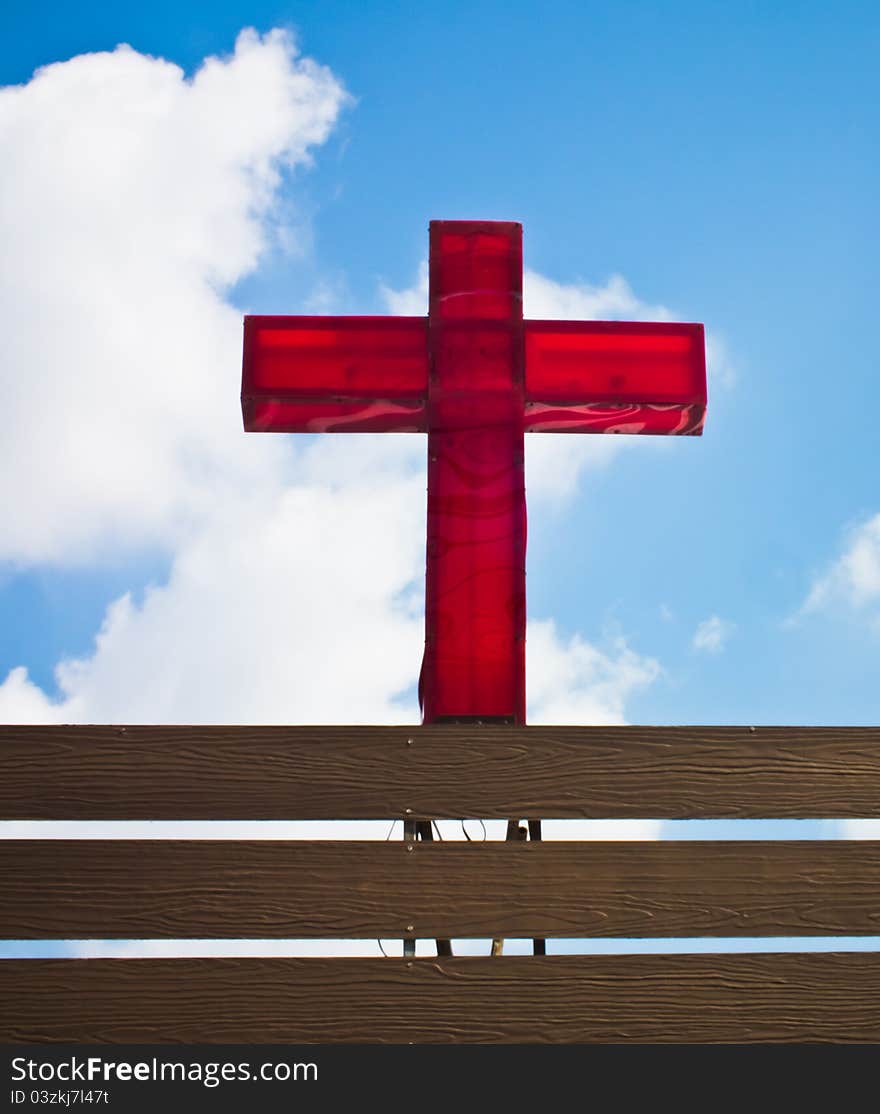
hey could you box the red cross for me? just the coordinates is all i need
[241,221,706,725]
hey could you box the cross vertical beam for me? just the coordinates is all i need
[422,222,526,724]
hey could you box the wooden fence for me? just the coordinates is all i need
[2,724,880,1042]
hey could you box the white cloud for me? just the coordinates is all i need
[524,269,672,321]
[0,29,347,564]
[839,820,880,838]
[705,331,735,389]
[380,260,429,315]
[692,615,735,654]
[0,566,663,726]
[527,618,661,724]
[0,447,425,723]
[0,667,59,723]
[801,513,880,622]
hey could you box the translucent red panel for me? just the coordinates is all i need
[421,426,526,723]
[525,401,705,435]
[242,316,428,415]
[525,320,706,405]
[429,221,523,324]
[244,398,427,434]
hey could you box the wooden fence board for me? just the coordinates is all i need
[4,954,880,1043]
[4,839,880,940]
[3,724,880,819]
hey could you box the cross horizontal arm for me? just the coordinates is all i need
[243,315,707,436]
[242,315,429,432]
[524,320,706,435]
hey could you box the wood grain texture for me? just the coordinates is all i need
[5,839,880,940]
[4,954,880,1043]
[3,724,880,819]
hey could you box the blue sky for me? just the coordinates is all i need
[1,3,879,955]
